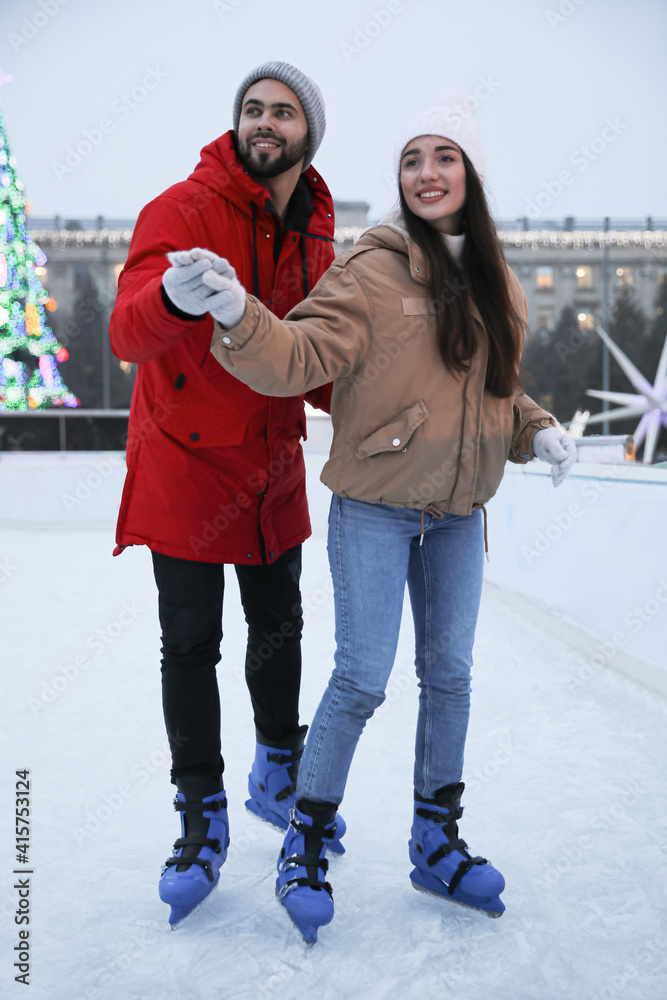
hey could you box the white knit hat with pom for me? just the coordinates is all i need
[394,89,487,182]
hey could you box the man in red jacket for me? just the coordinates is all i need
[109,62,343,926]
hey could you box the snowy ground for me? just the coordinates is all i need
[2,450,667,1000]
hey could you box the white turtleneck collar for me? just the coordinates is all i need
[442,231,465,262]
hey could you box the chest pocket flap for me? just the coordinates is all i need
[401,297,439,316]
[157,400,249,450]
[356,400,428,458]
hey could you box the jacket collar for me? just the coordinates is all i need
[357,215,485,329]
[188,130,334,239]
[356,217,428,282]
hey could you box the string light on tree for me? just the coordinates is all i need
[0,98,78,410]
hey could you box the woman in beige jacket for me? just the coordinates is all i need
[164,99,576,942]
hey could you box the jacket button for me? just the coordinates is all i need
[414,267,420,274]
[191,432,200,442]
[392,438,401,446]
[266,233,271,239]
[402,447,407,453]
[524,453,531,459]
[247,553,252,559]
[222,336,231,345]
[268,550,274,559]
[174,374,186,389]
[292,236,297,242]
[327,214,332,218]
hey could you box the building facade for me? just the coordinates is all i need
[26,212,667,408]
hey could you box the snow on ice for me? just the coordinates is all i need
[1,448,666,1000]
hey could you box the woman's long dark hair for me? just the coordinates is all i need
[398,149,524,398]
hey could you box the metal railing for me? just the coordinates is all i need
[28,217,137,231]
[27,216,667,234]
[494,217,666,232]
[0,408,130,451]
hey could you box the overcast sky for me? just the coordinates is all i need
[0,0,665,225]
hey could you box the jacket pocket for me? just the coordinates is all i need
[355,400,428,458]
[156,399,249,449]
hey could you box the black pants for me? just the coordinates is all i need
[151,546,303,780]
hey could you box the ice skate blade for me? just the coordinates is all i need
[410,871,504,918]
[276,893,320,946]
[245,799,287,835]
[275,880,334,945]
[167,898,205,928]
[161,879,219,929]
[245,800,346,856]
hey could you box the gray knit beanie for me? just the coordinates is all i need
[233,61,326,171]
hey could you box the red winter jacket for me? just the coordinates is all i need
[110,130,335,564]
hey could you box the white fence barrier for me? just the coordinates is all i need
[2,425,665,696]
[484,461,667,696]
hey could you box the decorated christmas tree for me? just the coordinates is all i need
[0,102,77,410]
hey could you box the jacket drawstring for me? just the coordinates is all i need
[420,504,444,544]
[300,238,310,298]
[479,504,489,561]
[250,202,260,299]
[253,210,321,304]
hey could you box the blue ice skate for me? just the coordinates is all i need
[246,727,346,854]
[409,782,505,918]
[158,777,229,927]
[275,803,337,944]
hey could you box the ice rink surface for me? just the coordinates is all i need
[2,451,666,1000]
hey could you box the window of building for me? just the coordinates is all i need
[615,266,634,287]
[576,266,593,288]
[536,308,554,333]
[536,266,554,290]
[577,311,595,330]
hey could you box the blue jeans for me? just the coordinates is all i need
[298,496,485,805]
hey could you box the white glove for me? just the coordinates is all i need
[201,262,247,327]
[532,427,577,487]
[162,248,224,317]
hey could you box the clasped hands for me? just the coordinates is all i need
[162,248,247,327]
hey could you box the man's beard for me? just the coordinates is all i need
[237,132,309,178]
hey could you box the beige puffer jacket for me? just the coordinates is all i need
[210,223,556,516]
